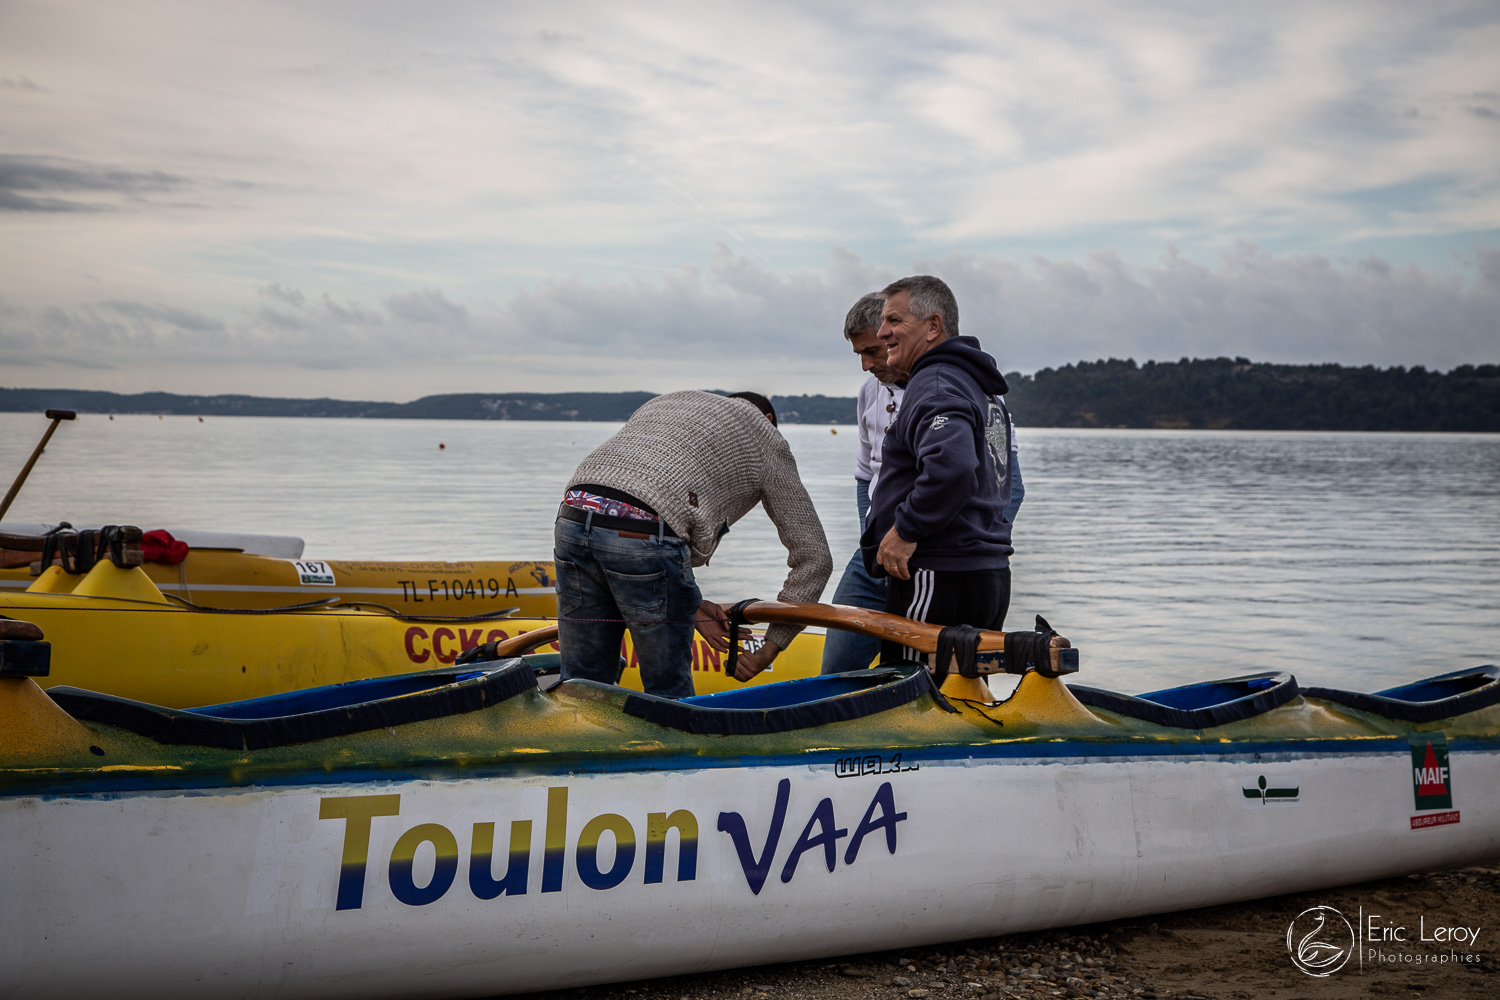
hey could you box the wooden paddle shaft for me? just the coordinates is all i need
[736,599,1073,675]
[0,524,145,572]
[491,624,560,658]
[0,550,40,569]
[0,410,76,521]
[486,601,1073,673]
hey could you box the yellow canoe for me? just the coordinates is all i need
[1,561,823,708]
[1,545,558,619]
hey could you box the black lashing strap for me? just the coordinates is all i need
[1004,614,1062,677]
[101,525,133,566]
[934,623,982,688]
[455,640,500,665]
[38,526,79,574]
[724,598,761,681]
[76,529,100,573]
[33,524,138,574]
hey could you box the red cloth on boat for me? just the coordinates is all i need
[142,529,190,565]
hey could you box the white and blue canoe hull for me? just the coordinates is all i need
[4,739,1496,998]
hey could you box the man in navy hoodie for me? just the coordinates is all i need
[860,275,1016,663]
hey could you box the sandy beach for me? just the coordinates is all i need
[508,866,1499,1000]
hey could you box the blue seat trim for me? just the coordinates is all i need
[45,659,537,750]
[1303,665,1500,723]
[1067,672,1300,729]
[620,666,947,734]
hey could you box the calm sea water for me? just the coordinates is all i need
[2,413,1495,691]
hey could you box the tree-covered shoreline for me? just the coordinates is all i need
[1004,357,1500,432]
[4,358,1497,431]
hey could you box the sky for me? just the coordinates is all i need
[2,0,1498,401]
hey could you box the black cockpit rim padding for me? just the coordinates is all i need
[1066,671,1301,730]
[46,658,538,750]
[1303,665,1500,724]
[620,662,951,734]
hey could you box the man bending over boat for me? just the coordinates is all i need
[556,390,833,698]
[860,275,1018,663]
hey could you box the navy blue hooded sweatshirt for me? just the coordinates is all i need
[860,335,1014,574]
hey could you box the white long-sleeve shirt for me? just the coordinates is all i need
[855,375,904,491]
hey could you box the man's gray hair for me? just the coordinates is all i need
[881,275,959,338]
[842,292,885,341]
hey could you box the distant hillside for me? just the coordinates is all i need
[0,387,854,424]
[0,387,391,419]
[5,360,1498,430]
[1003,358,1500,432]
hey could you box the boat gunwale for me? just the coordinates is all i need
[45,659,538,750]
[622,666,950,734]
[1066,671,1301,729]
[1304,664,1500,723]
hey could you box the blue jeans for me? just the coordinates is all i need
[554,516,701,699]
[820,479,885,673]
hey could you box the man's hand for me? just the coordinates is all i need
[877,526,917,580]
[695,599,731,653]
[732,639,782,682]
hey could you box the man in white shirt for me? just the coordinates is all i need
[820,293,905,673]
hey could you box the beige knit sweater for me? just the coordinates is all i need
[567,390,833,650]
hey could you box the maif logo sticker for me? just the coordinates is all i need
[1410,733,1460,829]
[1411,734,1453,810]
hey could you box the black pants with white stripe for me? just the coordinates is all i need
[880,567,1011,664]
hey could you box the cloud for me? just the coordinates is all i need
[1,3,1497,397]
[503,245,887,357]
[514,243,1500,373]
[252,306,304,331]
[0,74,46,91]
[1475,245,1500,288]
[100,301,224,333]
[922,243,1500,370]
[0,188,89,213]
[0,154,187,212]
[385,289,468,325]
[4,4,1498,255]
[4,244,1495,386]
[259,284,306,307]
[2,243,1494,400]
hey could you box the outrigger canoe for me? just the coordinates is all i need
[0,521,558,619]
[0,554,820,707]
[2,608,1496,999]
[0,412,550,619]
